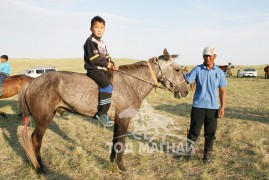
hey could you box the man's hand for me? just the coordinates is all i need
[218,106,225,118]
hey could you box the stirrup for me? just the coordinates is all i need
[95,114,113,127]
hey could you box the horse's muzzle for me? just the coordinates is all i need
[174,91,181,98]
[174,90,188,98]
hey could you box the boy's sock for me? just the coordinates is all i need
[98,84,113,115]
[98,92,111,115]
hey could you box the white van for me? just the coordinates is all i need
[20,66,57,78]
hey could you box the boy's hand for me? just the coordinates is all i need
[112,65,119,71]
[107,62,113,69]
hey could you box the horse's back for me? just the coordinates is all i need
[25,71,99,116]
[29,71,97,91]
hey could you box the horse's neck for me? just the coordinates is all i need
[115,62,159,101]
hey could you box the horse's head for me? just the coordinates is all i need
[150,48,188,98]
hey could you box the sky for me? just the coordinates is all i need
[1,0,269,65]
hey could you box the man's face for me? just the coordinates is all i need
[203,54,216,66]
[90,21,105,38]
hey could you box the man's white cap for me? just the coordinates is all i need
[203,46,216,56]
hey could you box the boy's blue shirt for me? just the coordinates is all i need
[185,64,227,109]
[0,61,11,75]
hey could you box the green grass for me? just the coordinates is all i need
[0,59,268,179]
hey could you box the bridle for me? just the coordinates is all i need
[151,57,186,93]
[116,57,186,93]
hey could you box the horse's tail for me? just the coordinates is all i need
[19,83,40,169]
[22,117,40,170]
[18,83,30,118]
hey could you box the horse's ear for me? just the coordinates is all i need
[149,57,158,64]
[171,54,180,59]
[163,48,170,60]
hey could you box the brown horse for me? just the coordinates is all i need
[218,65,232,76]
[264,65,269,79]
[0,75,33,117]
[20,49,189,174]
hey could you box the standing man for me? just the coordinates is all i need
[0,55,11,96]
[185,47,227,163]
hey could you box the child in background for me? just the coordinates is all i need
[0,55,11,96]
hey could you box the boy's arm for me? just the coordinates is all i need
[86,40,108,68]
[0,64,4,71]
[105,46,114,64]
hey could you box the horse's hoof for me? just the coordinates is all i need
[37,167,46,175]
[117,164,127,171]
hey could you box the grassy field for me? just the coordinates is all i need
[0,59,268,179]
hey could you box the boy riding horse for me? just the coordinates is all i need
[83,16,118,127]
[0,55,11,96]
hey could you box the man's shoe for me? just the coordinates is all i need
[203,152,212,163]
[95,114,113,127]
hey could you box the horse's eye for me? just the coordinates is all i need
[175,69,180,72]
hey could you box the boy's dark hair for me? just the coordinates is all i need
[0,55,8,61]
[91,16,105,27]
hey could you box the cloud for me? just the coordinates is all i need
[0,0,137,58]
[1,0,269,65]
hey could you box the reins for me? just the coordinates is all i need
[116,58,159,88]
[116,69,157,86]
[116,57,186,93]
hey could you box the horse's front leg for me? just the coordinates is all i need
[111,117,130,171]
[110,121,118,163]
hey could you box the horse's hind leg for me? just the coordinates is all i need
[31,113,54,174]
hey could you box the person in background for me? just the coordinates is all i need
[0,55,11,96]
[237,66,242,77]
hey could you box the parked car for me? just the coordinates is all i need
[19,66,57,78]
[238,68,257,77]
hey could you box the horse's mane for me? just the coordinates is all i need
[6,74,25,79]
[6,74,34,81]
[119,61,148,71]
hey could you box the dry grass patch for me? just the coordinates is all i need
[0,59,268,179]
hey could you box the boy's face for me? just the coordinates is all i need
[90,21,105,38]
[1,58,6,63]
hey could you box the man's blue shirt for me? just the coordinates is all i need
[185,64,227,109]
[0,62,11,75]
